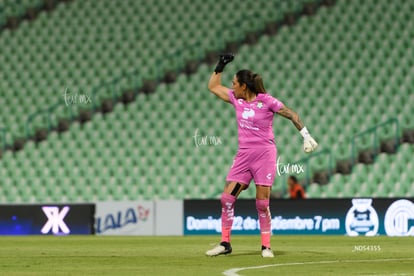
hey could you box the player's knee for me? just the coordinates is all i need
[221,192,236,207]
[256,199,270,211]
[220,193,226,205]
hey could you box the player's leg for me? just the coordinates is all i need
[221,181,247,243]
[251,147,277,257]
[256,185,274,258]
[205,181,247,256]
[206,150,252,256]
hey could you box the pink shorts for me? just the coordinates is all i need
[226,146,277,186]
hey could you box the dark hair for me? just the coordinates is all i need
[236,69,266,94]
[288,175,298,183]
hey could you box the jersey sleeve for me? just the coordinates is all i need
[267,95,284,113]
[228,89,236,105]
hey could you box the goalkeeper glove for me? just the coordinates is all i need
[214,53,234,73]
[300,127,318,153]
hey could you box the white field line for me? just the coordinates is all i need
[222,258,414,276]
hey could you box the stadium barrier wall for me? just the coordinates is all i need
[95,200,183,236]
[184,198,414,237]
[155,200,183,236]
[0,204,95,235]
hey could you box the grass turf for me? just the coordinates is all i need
[0,236,413,275]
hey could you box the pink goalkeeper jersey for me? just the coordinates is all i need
[228,90,284,148]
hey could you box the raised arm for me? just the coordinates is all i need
[208,72,230,103]
[277,106,318,153]
[208,53,234,103]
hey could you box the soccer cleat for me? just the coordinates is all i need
[205,242,232,256]
[261,246,274,258]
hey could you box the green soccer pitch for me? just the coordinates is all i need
[0,236,413,275]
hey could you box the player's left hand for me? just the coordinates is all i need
[304,136,318,153]
[300,127,318,153]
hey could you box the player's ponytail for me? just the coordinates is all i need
[253,73,266,94]
[236,70,266,95]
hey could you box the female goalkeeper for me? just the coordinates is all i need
[205,54,318,258]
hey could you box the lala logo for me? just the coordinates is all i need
[257,101,263,108]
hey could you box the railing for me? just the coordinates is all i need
[297,148,334,185]
[351,117,399,166]
[25,101,76,138]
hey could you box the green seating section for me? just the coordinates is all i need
[220,0,414,182]
[307,143,414,198]
[0,0,310,142]
[0,0,43,27]
[0,0,413,203]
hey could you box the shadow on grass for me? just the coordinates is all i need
[229,250,288,257]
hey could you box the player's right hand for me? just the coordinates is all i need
[214,53,234,73]
[219,53,234,65]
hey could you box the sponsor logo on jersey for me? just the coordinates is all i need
[242,108,255,119]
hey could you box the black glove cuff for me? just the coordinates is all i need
[214,62,226,73]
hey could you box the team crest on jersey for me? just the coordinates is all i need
[257,101,263,108]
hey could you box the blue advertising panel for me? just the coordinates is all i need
[0,204,95,235]
[184,198,414,236]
